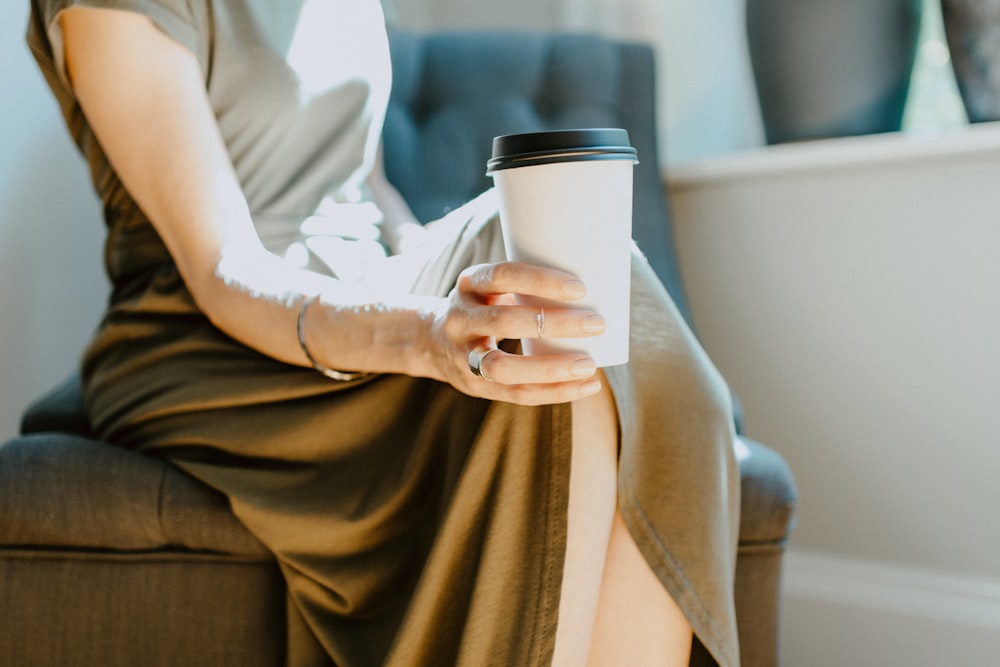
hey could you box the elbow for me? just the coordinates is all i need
[180,251,234,332]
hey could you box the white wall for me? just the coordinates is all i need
[668,124,1000,663]
[1,4,107,441]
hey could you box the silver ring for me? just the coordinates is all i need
[536,307,545,338]
[468,344,500,382]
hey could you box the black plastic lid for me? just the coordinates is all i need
[487,128,638,174]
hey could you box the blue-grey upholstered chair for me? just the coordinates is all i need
[1,31,796,667]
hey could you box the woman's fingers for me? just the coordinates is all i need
[465,345,603,405]
[458,262,587,302]
[453,302,606,340]
[469,346,598,385]
[452,262,605,340]
[499,377,604,406]
[435,262,610,405]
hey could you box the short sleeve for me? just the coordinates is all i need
[27,0,206,94]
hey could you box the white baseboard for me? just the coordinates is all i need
[781,550,1000,666]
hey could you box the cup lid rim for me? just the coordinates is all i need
[487,128,637,173]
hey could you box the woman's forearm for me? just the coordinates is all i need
[204,247,446,378]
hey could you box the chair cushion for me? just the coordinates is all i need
[0,433,269,557]
[8,421,796,552]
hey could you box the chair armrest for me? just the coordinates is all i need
[736,437,797,546]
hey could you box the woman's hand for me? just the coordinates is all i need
[427,262,607,405]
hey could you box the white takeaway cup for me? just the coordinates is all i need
[487,128,637,367]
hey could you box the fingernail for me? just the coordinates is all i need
[563,280,587,299]
[572,358,597,377]
[582,314,606,333]
[581,379,602,395]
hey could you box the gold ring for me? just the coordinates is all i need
[468,344,500,382]
[536,307,545,338]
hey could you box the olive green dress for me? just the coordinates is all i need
[28,1,741,665]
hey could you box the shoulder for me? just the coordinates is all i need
[29,0,211,91]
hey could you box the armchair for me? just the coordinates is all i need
[1,31,796,667]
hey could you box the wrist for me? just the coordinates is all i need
[297,295,371,381]
[304,291,448,380]
[407,296,449,381]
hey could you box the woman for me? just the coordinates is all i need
[27,1,740,665]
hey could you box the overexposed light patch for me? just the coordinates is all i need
[306,236,387,283]
[734,436,750,462]
[283,241,310,268]
[301,201,383,240]
[921,39,951,68]
[217,245,328,307]
[284,0,389,106]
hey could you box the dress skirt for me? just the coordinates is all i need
[81,192,741,667]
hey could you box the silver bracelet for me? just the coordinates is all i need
[296,294,371,381]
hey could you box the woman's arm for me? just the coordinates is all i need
[62,7,604,405]
[62,7,335,365]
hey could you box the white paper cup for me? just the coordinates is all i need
[486,129,637,367]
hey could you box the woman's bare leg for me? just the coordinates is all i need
[586,510,693,666]
[552,375,692,666]
[551,376,618,666]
